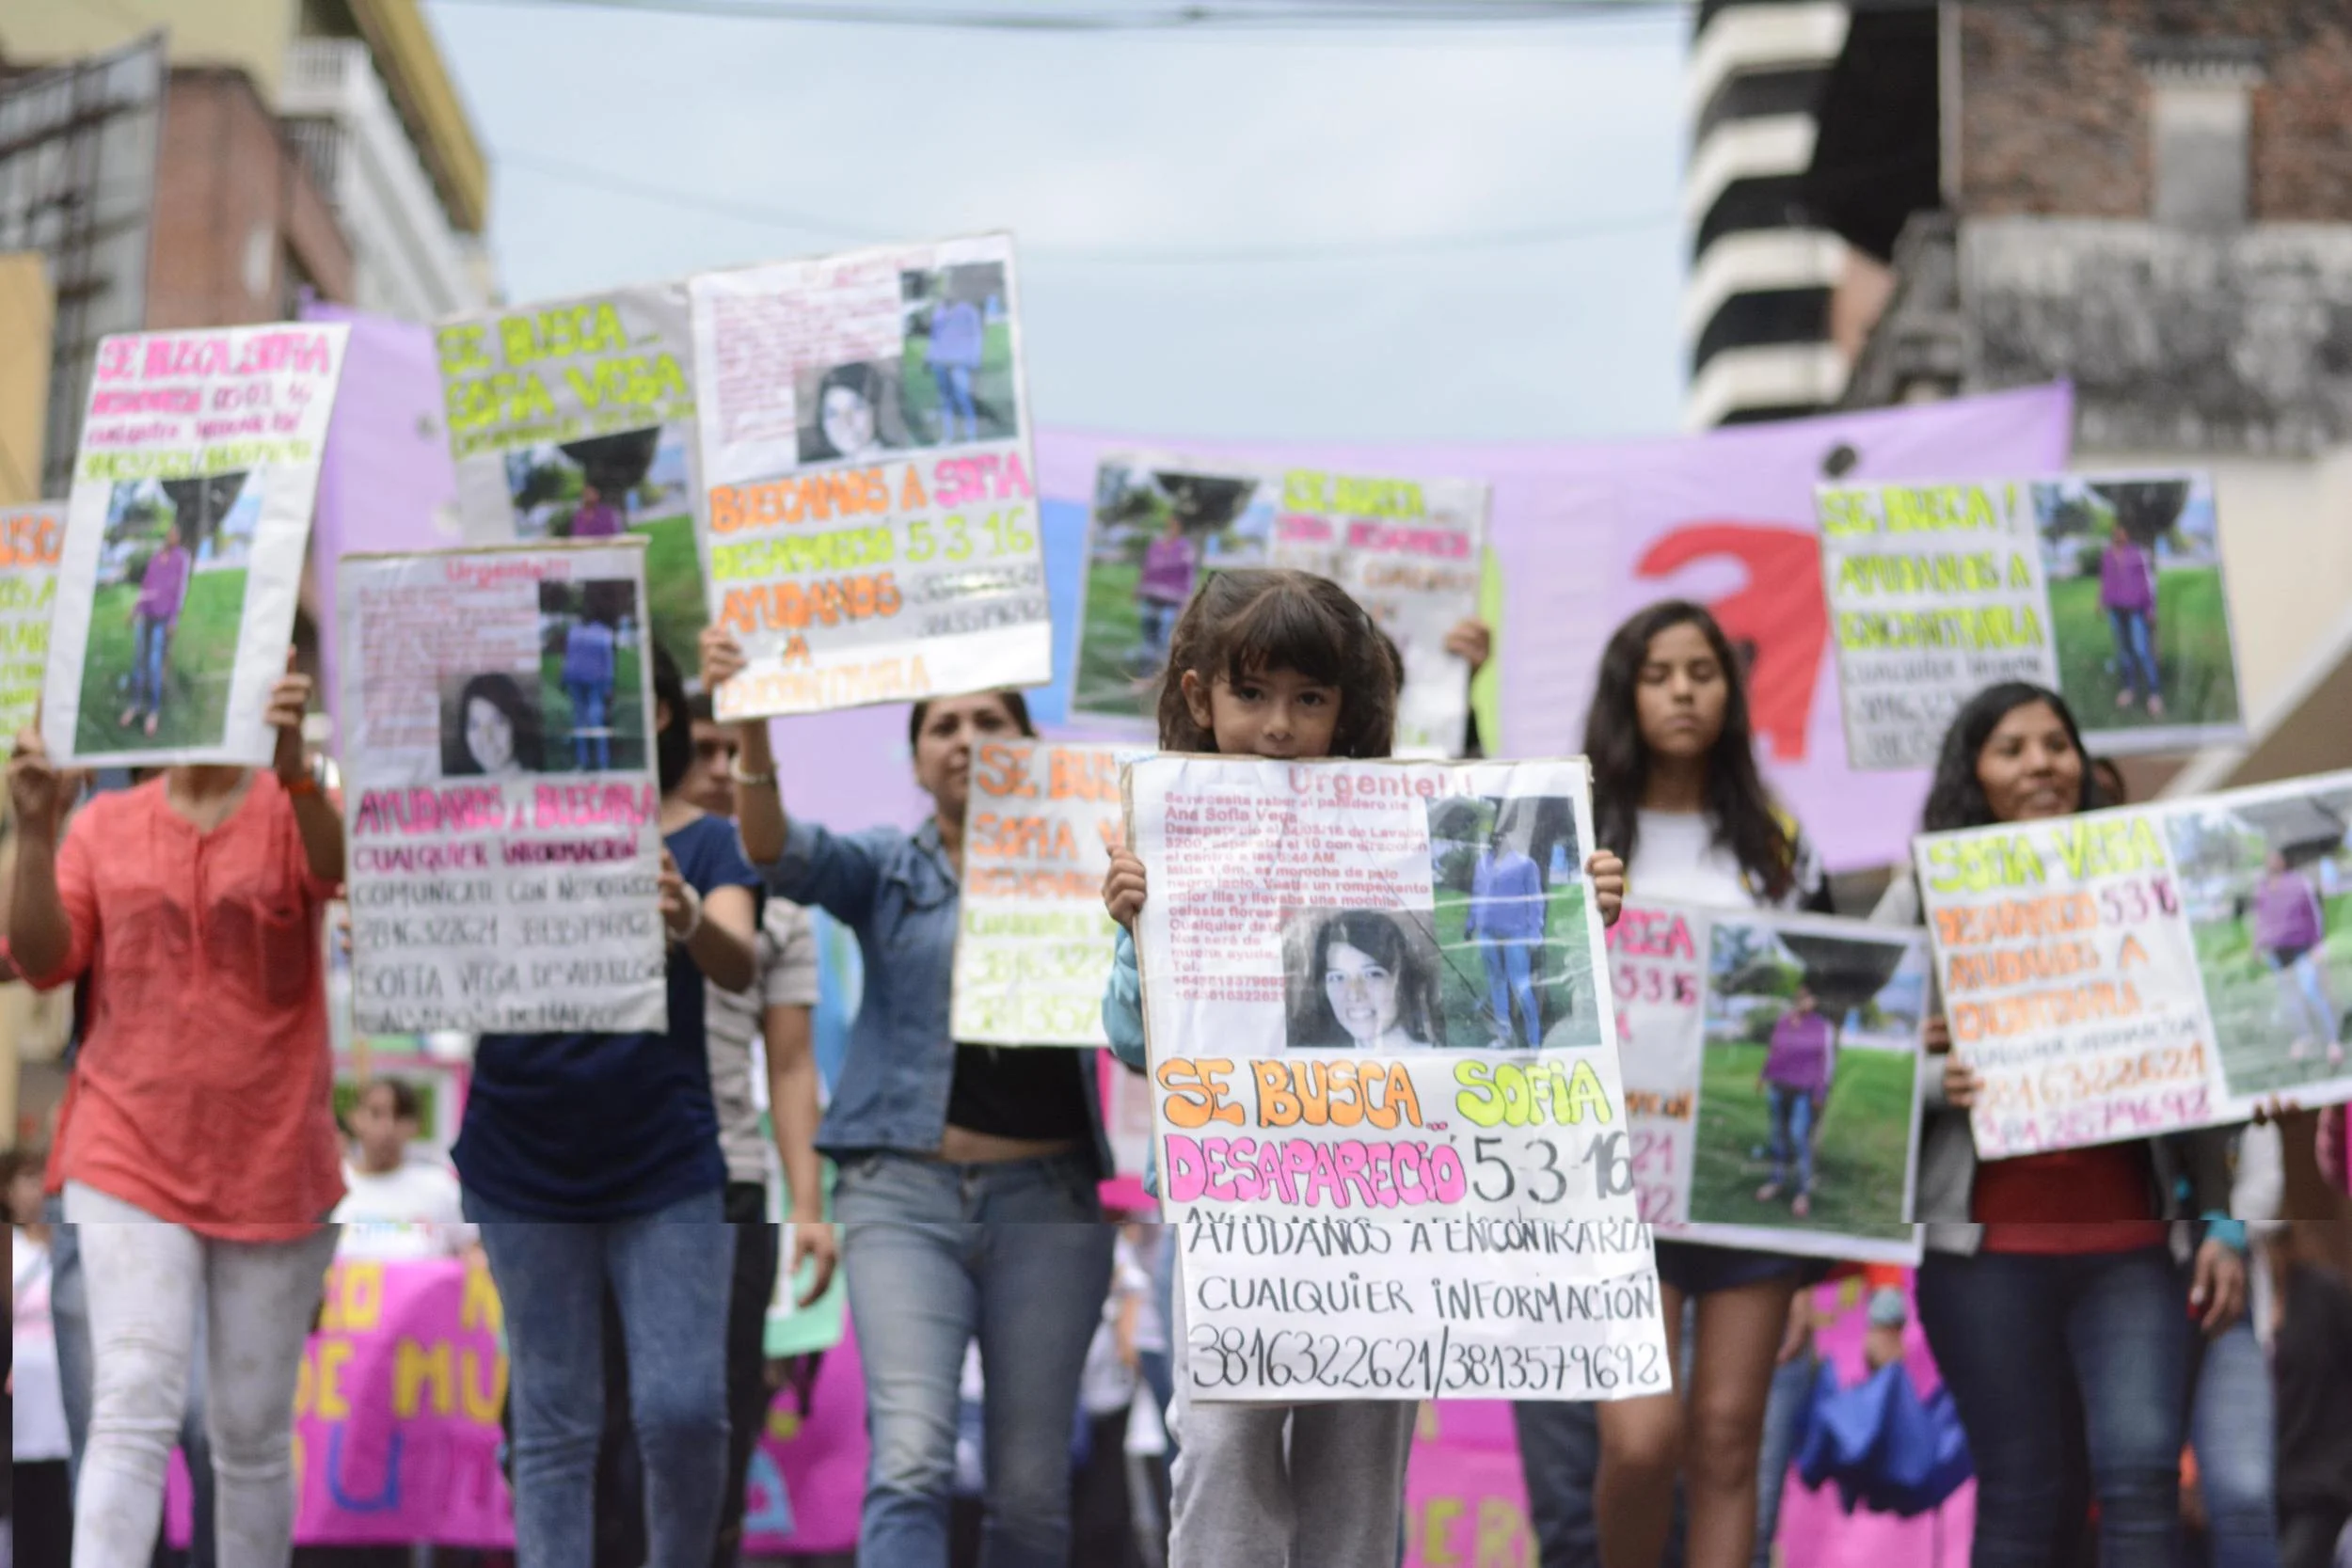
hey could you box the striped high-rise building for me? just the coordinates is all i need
[1683,0,1850,429]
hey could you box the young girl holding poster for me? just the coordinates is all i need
[1099,568,1626,1568]
[1873,682,2247,1568]
[1544,601,1833,1568]
[6,656,344,1568]
[701,626,1118,1568]
[454,647,762,1568]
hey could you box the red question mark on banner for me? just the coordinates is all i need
[1635,523,1827,764]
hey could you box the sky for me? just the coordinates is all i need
[423,1,1691,446]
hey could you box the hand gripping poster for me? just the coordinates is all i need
[1074,457,1486,756]
[1127,755,1669,1402]
[950,737,1128,1045]
[686,234,1049,719]
[1609,902,1926,1265]
[42,324,349,766]
[1915,770,2352,1162]
[337,541,668,1034]
[0,503,65,736]
[1818,472,2244,770]
[434,285,706,682]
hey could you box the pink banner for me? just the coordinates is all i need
[740,1320,870,1554]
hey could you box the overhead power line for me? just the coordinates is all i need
[496,149,1677,263]
[431,0,1691,30]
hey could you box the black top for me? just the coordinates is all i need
[946,1043,1093,1144]
[2277,1261,2352,1512]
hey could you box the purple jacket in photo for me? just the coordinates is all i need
[2099,539,2156,614]
[1760,1008,1835,1094]
[2253,868,2325,956]
[134,544,191,626]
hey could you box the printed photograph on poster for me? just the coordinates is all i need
[1281,907,1443,1051]
[2166,782,2351,1094]
[44,323,348,768]
[1425,793,1599,1050]
[1692,921,1924,1242]
[796,259,1015,463]
[73,469,261,753]
[0,503,65,736]
[438,670,543,777]
[535,578,648,775]
[2036,475,2239,748]
[501,426,703,677]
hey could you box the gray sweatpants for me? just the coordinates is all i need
[1168,1251,1418,1568]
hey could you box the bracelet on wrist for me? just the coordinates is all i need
[729,761,777,787]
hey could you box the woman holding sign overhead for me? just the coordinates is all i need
[1550,600,1834,1568]
[453,645,762,1568]
[6,654,344,1568]
[703,624,1117,1568]
[1873,681,2247,1568]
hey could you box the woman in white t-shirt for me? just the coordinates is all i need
[331,1079,472,1262]
[1570,601,1834,1568]
[8,1148,72,1562]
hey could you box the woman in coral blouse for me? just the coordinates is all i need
[8,656,346,1568]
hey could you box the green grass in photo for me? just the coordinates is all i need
[538,642,648,774]
[1688,1038,1915,1240]
[898,322,1018,445]
[633,512,707,679]
[2187,896,2351,1097]
[1073,559,1152,721]
[2048,567,2242,736]
[74,571,248,755]
[1428,882,1600,1050]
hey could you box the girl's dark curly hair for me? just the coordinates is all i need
[1583,599,1795,900]
[1921,682,2095,832]
[1154,568,1397,759]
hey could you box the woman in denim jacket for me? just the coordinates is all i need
[703,628,1115,1568]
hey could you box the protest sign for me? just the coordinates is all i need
[1915,769,2352,1161]
[1610,902,1925,1264]
[434,285,706,679]
[1073,456,1486,755]
[1819,472,2244,770]
[42,324,348,766]
[949,737,1126,1044]
[336,541,667,1034]
[1127,754,1667,1401]
[686,233,1049,718]
[0,502,64,736]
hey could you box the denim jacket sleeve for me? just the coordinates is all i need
[755,814,887,929]
[1104,926,1146,1070]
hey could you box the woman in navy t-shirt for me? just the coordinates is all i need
[454,646,761,1568]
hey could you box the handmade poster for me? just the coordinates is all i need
[1818,472,2243,770]
[42,323,349,766]
[434,284,705,679]
[950,737,1126,1045]
[1073,457,1486,755]
[0,502,64,736]
[1915,769,2352,1162]
[686,233,1048,718]
[1610,901,1925,1264]
[336,541,667,1034]
[1127,754,1668,1401]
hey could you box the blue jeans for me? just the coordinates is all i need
[45,1200,216,1568]
[2189,1317,2280,1568]
[132,611,170,716]
[2107,609,2159,700]
[1482,941,1541,1048]
[2266,948,2341,1048]
[1753,1339,1818,1568]
[1764,1085,1815,1195]
[834,1149,1116,1568]
[933,362,977,440]
[466,1186,736,1568]
[1918,1245,2189,1568]
[566,678,611,771]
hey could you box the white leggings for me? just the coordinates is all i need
[63,1182,338,1568]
